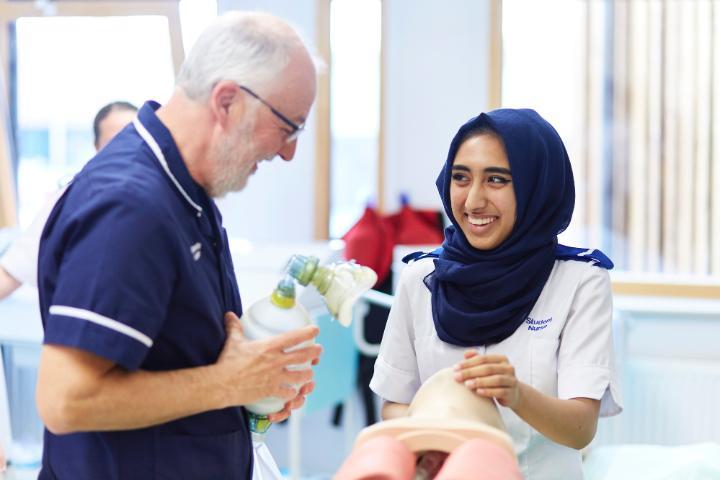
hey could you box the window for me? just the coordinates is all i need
[13,15,175,227]
[328,0,382,239]
[503,0,720,278]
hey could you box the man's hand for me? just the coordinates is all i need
[215,312,322,411]
[267,381,315,423]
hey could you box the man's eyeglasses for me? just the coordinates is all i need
[238,85,304,143]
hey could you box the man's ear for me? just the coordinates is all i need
[209,81,244,129]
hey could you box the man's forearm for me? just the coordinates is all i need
[38,347,228,434]
[512,383,599,449]
[38,321,321,434]
[70,366,227,431]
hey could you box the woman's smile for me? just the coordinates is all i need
[450,134,516,250]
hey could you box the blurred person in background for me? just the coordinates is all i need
[0,101,138,301]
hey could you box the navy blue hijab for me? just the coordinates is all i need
[428,108,610,347]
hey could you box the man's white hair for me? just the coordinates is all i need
[176,11,305,100]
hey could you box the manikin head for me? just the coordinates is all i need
[357,368,512,454]
[174,11,317,198]
[405,367,507,432]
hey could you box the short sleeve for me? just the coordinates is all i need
[369,263,423,404]
[0,188,65,286]
[557,266,623,416]
[44,190,178,370]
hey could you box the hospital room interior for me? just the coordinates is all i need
[0,0,718,479]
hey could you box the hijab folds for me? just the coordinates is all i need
[428,109,611,347]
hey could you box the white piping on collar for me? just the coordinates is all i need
[133,117,203,217]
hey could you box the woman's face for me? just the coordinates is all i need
[450,134,516,250]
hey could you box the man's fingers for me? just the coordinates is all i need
[268,408,290,423]
[298,381,315,396]
[282,344,322,366]
[274,385,299,401]
[286,394,306,411]
[268,325,319,350]
[224,312,244,339]
[281,368,314,385]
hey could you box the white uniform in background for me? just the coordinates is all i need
[370,257,623,480]
[0,188,66,286]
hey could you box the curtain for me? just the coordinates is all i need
[582,0,719,275]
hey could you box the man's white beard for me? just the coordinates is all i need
[207,116,258,198]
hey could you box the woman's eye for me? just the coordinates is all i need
[451,173,469,182]
[488,175,511,185]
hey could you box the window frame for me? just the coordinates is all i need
[0,0,185,229]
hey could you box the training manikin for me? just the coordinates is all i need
[336,368,522,479]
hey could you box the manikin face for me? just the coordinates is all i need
[96,109,137,151]
[450,134,516,251]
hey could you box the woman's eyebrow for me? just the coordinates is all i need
[484,166,512,175]
[451,165,512,174]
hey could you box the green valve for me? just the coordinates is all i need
[248,413,272,434]
[270,276,296,308]
[285,255,319,286]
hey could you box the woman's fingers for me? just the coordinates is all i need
[464,374,516,389]
[455,354,509,370]
[455,363,514,381]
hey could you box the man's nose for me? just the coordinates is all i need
[278,139,298,161]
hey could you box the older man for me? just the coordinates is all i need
[35,12,320,479]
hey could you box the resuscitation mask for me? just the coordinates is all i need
[239,254,377,436]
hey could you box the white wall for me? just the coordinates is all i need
[214,0,493,239]
[216,0,318,242]
[382,0,492,212]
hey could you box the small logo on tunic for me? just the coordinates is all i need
[526,316,552,331]
[190,242,202,261]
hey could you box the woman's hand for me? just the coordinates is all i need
[455,350,601,449]
[453,350,522,409]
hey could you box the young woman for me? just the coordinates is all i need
[370,109,622,479]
